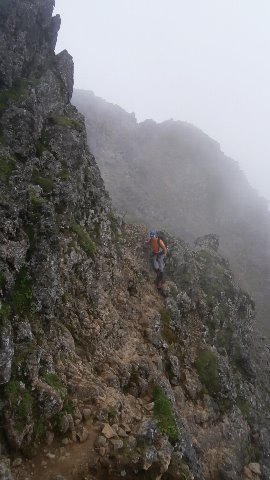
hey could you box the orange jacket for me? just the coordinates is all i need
[148,237,167,255]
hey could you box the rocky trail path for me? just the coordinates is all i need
[12,225,166,480]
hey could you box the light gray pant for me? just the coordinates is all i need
[153,253,165,272]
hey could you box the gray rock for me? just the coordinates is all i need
[0,456,13,480]
[110,439,124,450]
[195,234,219,252]
[0,320,13,385]
[95,435,107,448]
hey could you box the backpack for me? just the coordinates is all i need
[156,231,168,250]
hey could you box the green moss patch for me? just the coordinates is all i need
[57,168,70,181]
[43,373,65,397]
[153,385,179,443]
[16,390,33,432]
[194,350,220,395]
[33,418,45,441]
[5,381,33,433]
[0,268,34,322]
[12,267,35,316]
[236,397,250,418]
[31,171,53,193]
[70,222,96,257]
[28,187,46,209]
[160,309,175,345]
[5,380,21,407]
[0,78,28,113]
[62,399,75,414]
[48,115,82,131]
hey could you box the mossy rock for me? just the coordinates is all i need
[197,250,235,303]
[0,78,37,114]
[57,168,70,181]
[43,373,66,398]
[0,266,35,321]
[70,222,96,257]
[28,187,46,209]
[160,309,176,345]
[48,115,83,131]
[31,171,53,193]
[5,381,33,433]
[194,350,220,395]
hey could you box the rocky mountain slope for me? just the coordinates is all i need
[1,1,270,480]
[72,90,270,335]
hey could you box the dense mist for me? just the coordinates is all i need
[55,0,270,204]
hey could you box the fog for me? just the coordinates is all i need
[55,0,270,204]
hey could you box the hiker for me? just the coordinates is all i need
[147,230,168,289]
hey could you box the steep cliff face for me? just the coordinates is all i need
[0,2,270,480]
[72,90,270,335]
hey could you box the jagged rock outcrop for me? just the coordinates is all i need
[0,2,270,480]
[0,0,60,89]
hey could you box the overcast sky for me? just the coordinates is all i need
[55,0,270,204]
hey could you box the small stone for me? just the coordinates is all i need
[12,458,22,468]
[118,427,128,438]
[77,427,89,443]
[111,439,124,450]
[46,453,56,460]
[243,467,253,479]
[75,419,81,425]
[95,435,107,448]
[99,447,106,457]
[45,430,54,446]
[120,471,126,477]
[128,436,136,448]
[144,402,154,411]
[41,461,47,466]
[102,423,116,439]
[83,408,91,420]
[248,463,261,475]
[73,407,83,421]
[121,423,131,433]
[62,438,70,445]
[112,423,119,433]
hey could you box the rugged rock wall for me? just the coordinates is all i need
[0,2,270,480]
[72,90,270,335]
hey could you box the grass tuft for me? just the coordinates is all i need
[153,385,179,443]
[70,222,96,257]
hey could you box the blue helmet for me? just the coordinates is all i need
[149,229,157,238]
